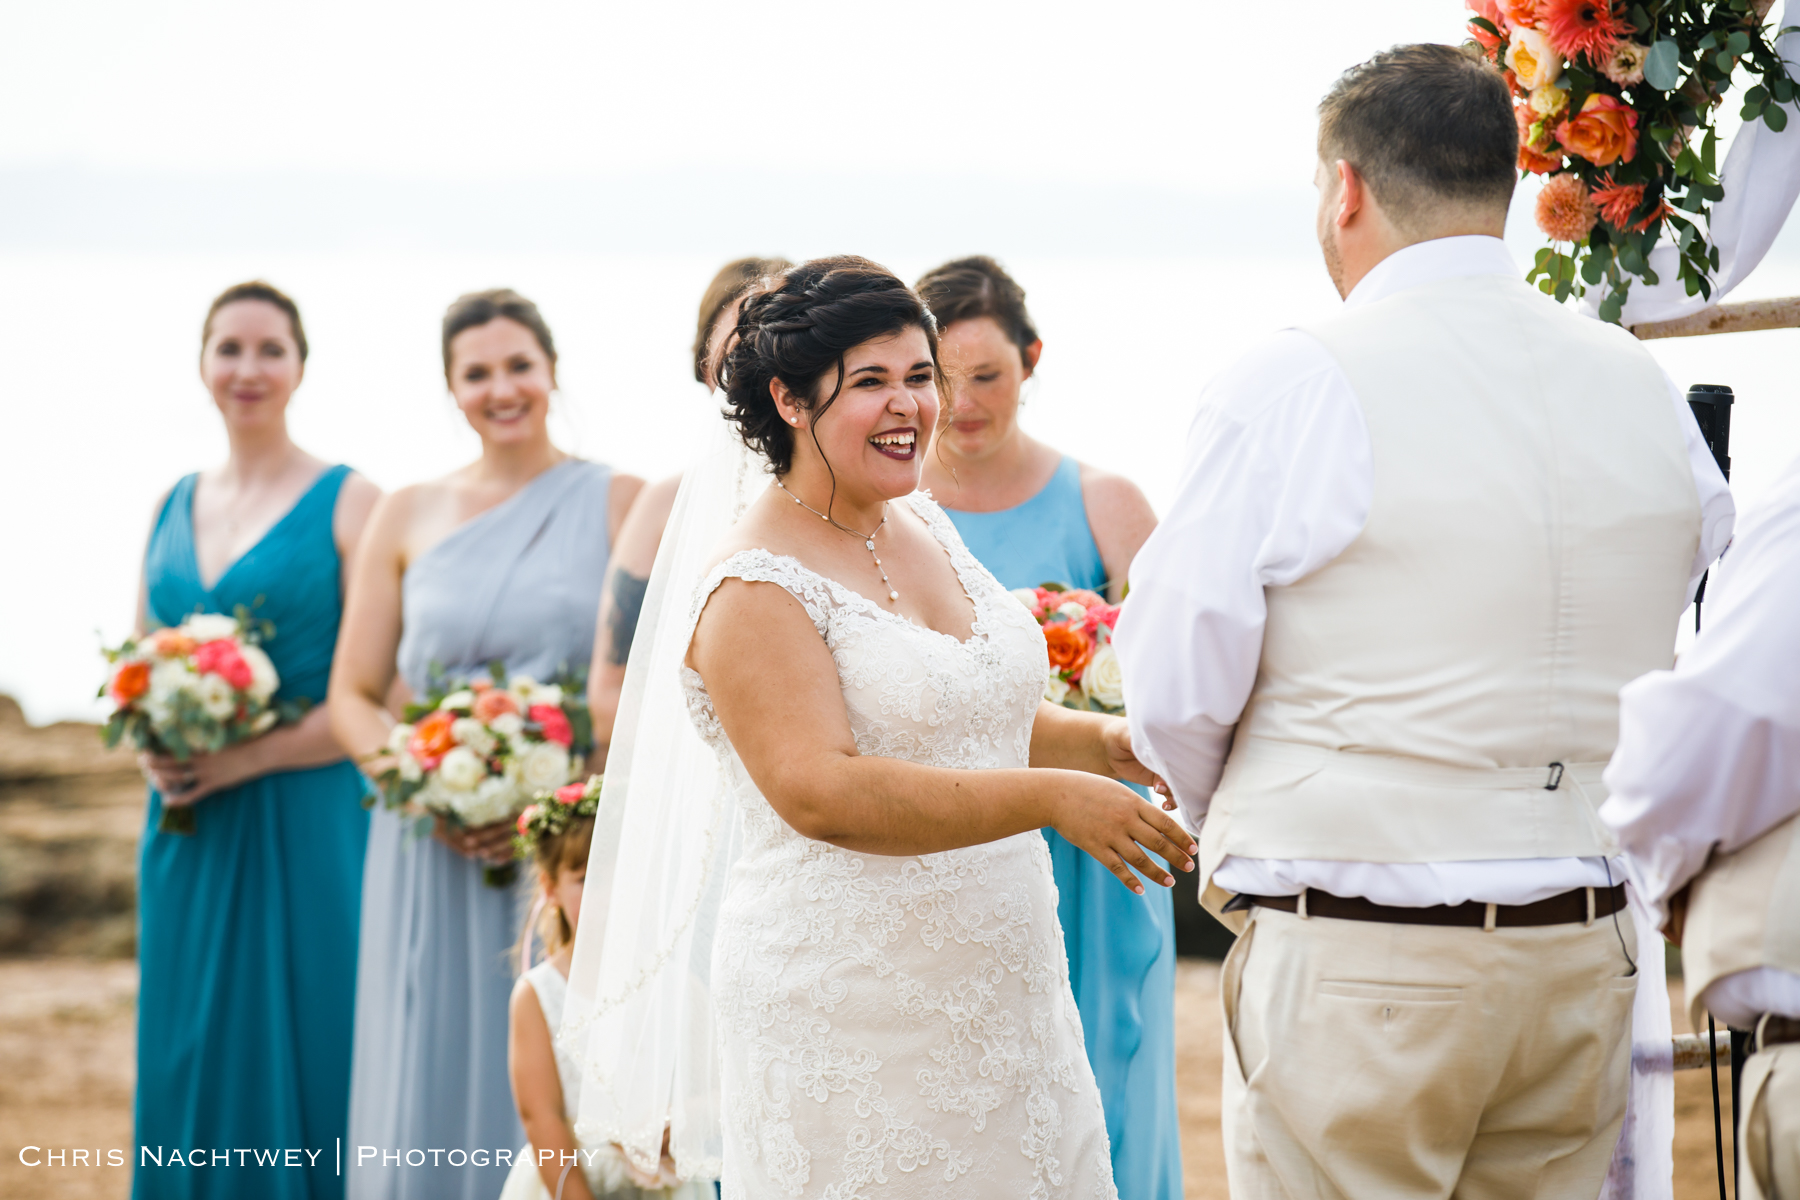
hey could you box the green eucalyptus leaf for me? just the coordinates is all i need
[1645,40,1683,90]
[1538,277,1557,294]
[1728,30,1752,57]
[1581,253,1607,285]
[1716,50,1737,74]
[1775,78,1796,103]
[1766,104,1790,131]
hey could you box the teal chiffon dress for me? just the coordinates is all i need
[133,465,371,1199]
[942,455,1183,1200]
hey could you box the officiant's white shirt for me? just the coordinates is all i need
[1118,235,1735,907]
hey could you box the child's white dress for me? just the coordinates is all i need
[500,961,711,1200]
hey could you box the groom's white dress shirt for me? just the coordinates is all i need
[1118,235,1735,907]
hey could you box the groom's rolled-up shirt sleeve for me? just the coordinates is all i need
[1114,331,1372,832]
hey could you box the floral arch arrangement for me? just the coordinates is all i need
[1468,0,1796,321]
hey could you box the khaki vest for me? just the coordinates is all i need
[1683,815,1800,1031]
[1202,271,1700,883]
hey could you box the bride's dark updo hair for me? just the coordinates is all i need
[718,256,942,475]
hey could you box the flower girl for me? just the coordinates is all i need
[502,778,708,1200]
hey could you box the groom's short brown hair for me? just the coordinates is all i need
[1319,43,1517,231]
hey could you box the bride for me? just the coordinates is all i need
[563,257,1193,1200]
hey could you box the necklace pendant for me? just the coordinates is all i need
[865,539,875,550]
[889,590,899,601]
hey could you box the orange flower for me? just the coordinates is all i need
[473,690,519,721]
[151,629,197,658]
[408,710,458,770]
[1517,103,1564,174]
[1536,172,1598,241]
[110,659,151,705]
[1043,624,1094,677]
[1590,174,1667,232]
[1467,0,1508,55]
[1540,0,1623,63]
[1555,93,1638,167]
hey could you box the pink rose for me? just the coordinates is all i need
[474,690,520,721]
[554,782,587,804]
[530,705,574,748]
[193,639,253,690]
[517,806,538,836]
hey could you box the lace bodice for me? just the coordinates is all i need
[679,493,1115,1200]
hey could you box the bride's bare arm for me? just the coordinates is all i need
[690,579,1195,894]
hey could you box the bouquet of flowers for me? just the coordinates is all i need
[1012,583,1127,713]
[100,609,293,835]
[373,665,592,886]
[1467,0,1797,319]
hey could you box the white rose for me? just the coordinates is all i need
[181,614,239,643]
[197,673,237,720]
[490,712,525,740]
[1057,601,1088,622]
[1083,643,1126,710]
[386,723,415,755]
[438,689,475,712]
[451,718,497,757]
[436,746,486,792]
[398,753,423,782]
[455,775,517,826]
[516,741,573,792]
[528,683,564,708]
[1505,27,1562,91]
[508,675,540,700]
[1010,588,1041,611]
[1044,669,1071,705]
[149,659,192,702]
[237,643,278,702]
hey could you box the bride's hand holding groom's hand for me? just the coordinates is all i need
[1045,772,1194,897]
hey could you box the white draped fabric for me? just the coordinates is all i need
[1589,2,1800,326]
[559,419,769,1181]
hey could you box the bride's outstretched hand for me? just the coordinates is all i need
[1048,774,1196,896]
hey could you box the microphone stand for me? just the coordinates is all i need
[1685,383,1745,1199]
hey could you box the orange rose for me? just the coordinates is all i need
[110,659,151,705]
[151,629,197,658]
[408,710,459,770]
[1555,93,1638,168]
[473,690,519,721]
[1043,624,1094,677]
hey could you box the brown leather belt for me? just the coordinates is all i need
[1760,1015,1800,1049]
[1232,883,1627,928]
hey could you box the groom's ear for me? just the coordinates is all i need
[1333,159,1368,229]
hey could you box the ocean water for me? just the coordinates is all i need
[4,245,1798,723]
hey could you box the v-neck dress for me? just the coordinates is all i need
[346,458,614,1200]
[944,456,1182,1200]
[134,464,371,1200]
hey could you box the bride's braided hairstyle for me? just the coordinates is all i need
[718,255,944,477]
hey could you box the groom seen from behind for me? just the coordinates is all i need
[1116,44,1735,1200]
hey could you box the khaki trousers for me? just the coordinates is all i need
[1220,905,1640,1200]
[1742,1040,1800,1200]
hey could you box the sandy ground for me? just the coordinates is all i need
[0,956,1745,1200]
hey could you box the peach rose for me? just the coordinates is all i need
[110,659,151,705]
[1043,624,1094,678]
[1555,92,1638,167]
[408,709,459,771]
[150,629,197,658]
[474,689,520,721]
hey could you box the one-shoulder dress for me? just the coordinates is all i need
[944,456,1182,1200]
[346,459,614,1200]
[683,493,1117,1199]
[134,465,371,1200]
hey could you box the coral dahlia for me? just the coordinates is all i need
[1590,174,1669,232]
[1536,172,1599,241]
[1540,0,1625,63]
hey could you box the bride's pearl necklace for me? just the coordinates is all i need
[776,480,897,602]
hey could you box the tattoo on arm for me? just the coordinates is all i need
[605,566,650,666]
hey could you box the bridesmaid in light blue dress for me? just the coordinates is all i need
[329,289,642,1200]
[918,258,1182,1199]
[133,282,382,1199]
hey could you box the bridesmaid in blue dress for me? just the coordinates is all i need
[329,289,643,1200]
[917,257,1182,1199]
[133,281,382,1200]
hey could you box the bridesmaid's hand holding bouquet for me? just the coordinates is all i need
[99,609,298,835]
[1012,583,1127,714]
[372,665,592,887]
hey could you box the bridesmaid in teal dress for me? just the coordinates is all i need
[917,258,1182,1198]
[133,282,382,1199]
[329,290,643,1200]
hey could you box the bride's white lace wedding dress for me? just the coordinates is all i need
[680,492,1117,1200]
